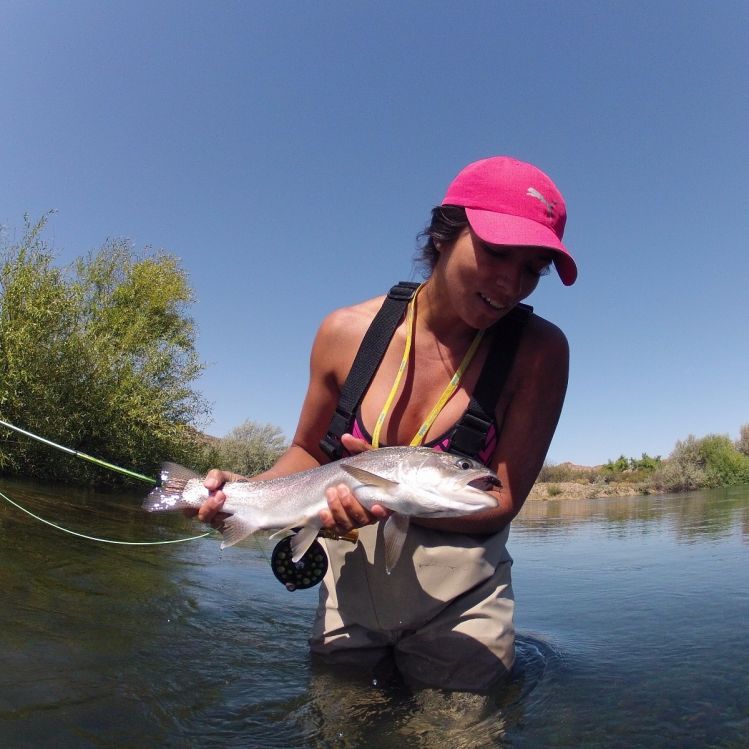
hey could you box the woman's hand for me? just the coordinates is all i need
[319,433,390,534]
[183,469,235,529]
[338,433,372,455]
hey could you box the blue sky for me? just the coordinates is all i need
[1,1,747,466]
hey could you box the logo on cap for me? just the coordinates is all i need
[526,187,556,218]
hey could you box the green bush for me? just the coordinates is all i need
[603,453,662,475]
[651,432,749,492]
[700,434,749,487]
[0,215,208,485]
[205,420,288,477]
[736,424,749,457]
[650,457,706,493]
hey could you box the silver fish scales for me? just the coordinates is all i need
[144,446,499,572]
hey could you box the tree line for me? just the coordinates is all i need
[540,424,749,493]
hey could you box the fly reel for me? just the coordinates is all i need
[270,528,358,591]
[271,535,328,591]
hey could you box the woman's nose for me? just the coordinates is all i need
[494,264,524,296]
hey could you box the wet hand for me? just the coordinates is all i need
[320,483,390,535]
[183,468,233,528]
[318,433,383,533]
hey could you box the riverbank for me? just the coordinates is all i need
[528,480,650,501]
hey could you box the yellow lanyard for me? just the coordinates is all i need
[371,285,485,448]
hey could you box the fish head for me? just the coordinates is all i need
[389,449,500,517]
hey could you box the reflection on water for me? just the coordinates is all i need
[0,478,747,748]
[516,486,749,541]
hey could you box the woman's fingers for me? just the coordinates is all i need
[319,435,381,531]
[204,469,234,491]
[197,488,227,523]
[184,468,235,524]
[320,484,390,533]
[339,433,373,455]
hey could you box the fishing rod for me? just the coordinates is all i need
[0,418,156,484]
[0,417,210,545]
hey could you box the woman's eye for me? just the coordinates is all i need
[528,263,551,278]
[483,244,506,259]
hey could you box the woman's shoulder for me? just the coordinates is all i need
[317,294,387,342]
[516,310,569,364]
[495,309,569,411]
[524,310,567,342]
[310,294,388,379]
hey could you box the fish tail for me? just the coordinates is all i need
[143,462,202,512]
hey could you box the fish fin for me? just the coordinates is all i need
[382,514,410,573]
[340,465,399,490]
[143,486,190,512]
[159,461,202,484]
[220,514,259,549]
[291,525,321,562]
[268,526,296,541]
[143,462,202,512]
[269,519,309,540]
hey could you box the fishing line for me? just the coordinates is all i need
[0,417,212,546]
[0,489,211,545]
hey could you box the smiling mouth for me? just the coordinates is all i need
[479,293,504,311]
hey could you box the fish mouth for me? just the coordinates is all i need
[466,473,502,492]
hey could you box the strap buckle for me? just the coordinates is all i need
[449,411,491,458]
[319,407,352,460]
[387,281,420,301]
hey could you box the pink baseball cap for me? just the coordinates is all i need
[442,156,577,285]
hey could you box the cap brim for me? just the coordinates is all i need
[466,207,578,286]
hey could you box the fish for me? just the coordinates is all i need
[143,446,500,572]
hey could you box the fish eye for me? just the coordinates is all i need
[456,459,473,471]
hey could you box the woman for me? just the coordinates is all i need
[198,156,576,691]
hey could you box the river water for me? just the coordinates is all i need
[0,479,747,748]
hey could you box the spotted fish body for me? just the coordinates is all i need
[143,446,499,571]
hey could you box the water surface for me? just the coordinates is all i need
[1,479,747,747]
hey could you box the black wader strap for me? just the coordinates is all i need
[448,303,532,459]
[319,281,420,460]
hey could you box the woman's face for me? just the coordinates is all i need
[435,228,553,328]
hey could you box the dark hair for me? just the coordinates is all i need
[414,205,469,275]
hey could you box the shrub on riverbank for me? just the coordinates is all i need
[0,215,208,485]
[198,420,287,476]
[538,425,749,498]
[736,425,749,457]
[651,431,749,492]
